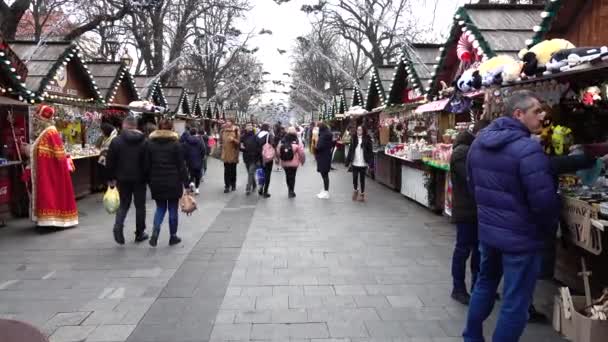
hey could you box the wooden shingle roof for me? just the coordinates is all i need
[133,75,167,108]
[10,41,103,103]
[426,3,544,99]
[0,37,31,101]
[87,61,140,103]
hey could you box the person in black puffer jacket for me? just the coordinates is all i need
[182,128,205,195]
[449,119,490,305]
[106,115,148,245]
[145,119,189,247]
[240,123,261,195]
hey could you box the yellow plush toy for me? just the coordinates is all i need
[478,55,523,85]
[519,39,575,76]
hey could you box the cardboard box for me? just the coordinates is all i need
[553,294,577,340]
[572,296,608,342]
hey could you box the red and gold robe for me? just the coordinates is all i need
[31,126,78,227]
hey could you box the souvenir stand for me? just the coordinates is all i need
[395,3,544,214]
[518,0,608,304]
[133,75,167,132]
[0,38,32,220]
[88,59,141,190]
[11,42,106,199]
[362,65,403,191]
[163,86,190,134]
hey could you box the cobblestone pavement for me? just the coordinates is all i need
[0,156,565,342]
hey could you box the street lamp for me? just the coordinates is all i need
[121,53,133,68]
[106,39,120,61]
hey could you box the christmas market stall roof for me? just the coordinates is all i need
[427,3,544,99]
[87,61,140,104]
[162,86,189,115]
[188,92,203,117]
[0,37,30,102]
[342,88,353,110]
[385,44,440,106]
[10,41,103,104]
[530,0,604,47]
[133,75,167,108]
[364,65,396,111]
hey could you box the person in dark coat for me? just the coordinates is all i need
[448,120,490,305]
[198,128,210,177]
[464,90,559,342]
[345,125,373,202]
[315,122,334,199]
[106,116,148,245]
[240,123,261,195]
[256,123,276,198]
[145,119,189,247]
[182,128,205,195]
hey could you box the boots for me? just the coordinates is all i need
[358,193,366,202]
[352,190,359,201]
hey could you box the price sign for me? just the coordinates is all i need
[560,196,603,255]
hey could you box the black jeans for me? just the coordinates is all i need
[321,172,330,191]
[451,222,480,293]
[284,167,297,193]
[224,162,237,189]
[114,181,147,235]
[261,161,273,194]
[189,168,202,188]
[352,166,367,193]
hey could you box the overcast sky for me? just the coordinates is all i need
[242,0,467,108]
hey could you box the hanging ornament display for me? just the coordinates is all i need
[580,86,602,106]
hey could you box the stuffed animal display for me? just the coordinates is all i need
[519,39,575,76]
[547,46,608,72]
[455,55,522,92]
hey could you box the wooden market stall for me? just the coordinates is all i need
[11,42,105,199]
[87,60,141,127]
[0,38,32,220]
[162,86,191,134]
[516,0,608,303]
[363,65,402,191]
[133,75,167,132]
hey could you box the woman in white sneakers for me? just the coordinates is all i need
[346,126,373,201]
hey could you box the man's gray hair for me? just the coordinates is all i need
[503,90,540,117]
[123,115,138,128]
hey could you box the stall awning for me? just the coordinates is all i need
[0,96,27,106]
[415,90,484,114]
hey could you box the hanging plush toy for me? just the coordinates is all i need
[539,116,554,155]
[455,69,480,93]
[552,125,573,156]
[477,55,523,86]
[519,39,575,76]
[581,86,602,106]
[547,46,608,73]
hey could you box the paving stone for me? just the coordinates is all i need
[49,325,96,342]
[210,323,251,340]
[273,286,304,296]
[255,295,289,310]
[327,320,370,338]
[234,310,273,323]
[304,285,336,296]
[86,325,136,341]
[387,295,424,308]
[335,285,368,296]
[353,295,391,308]
[250,323,290,339]
[402,321,448,338]
[364,320,408,338]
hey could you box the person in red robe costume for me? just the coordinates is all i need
[28,105,78,227]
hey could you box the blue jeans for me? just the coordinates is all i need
[153,199,179,236]
[463,244,542,342]
[451,223,480,293]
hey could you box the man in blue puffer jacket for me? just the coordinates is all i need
[463,90,559,342]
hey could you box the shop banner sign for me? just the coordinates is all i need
[560,196,602,255]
